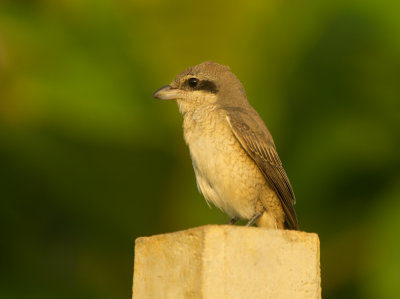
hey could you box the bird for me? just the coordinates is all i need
[153,61,299,230]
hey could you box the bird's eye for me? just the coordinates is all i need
[188,77,199,88]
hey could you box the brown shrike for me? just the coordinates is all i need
[153,61,299,230]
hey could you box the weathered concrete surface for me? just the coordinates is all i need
[132,225,321,299]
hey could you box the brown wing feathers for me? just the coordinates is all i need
[226,112,299,230]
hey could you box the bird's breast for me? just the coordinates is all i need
[182,108,265,218]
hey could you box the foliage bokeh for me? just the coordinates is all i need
[0,1,399,298]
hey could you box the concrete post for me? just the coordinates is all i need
[132,225,321,299]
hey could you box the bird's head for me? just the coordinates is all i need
[153,61,247,113]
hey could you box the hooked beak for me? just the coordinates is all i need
[152,85,182,100]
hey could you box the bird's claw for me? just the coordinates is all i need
[228,216,239,225]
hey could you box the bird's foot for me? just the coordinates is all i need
[228,216,239,225]
[245,212,264,227]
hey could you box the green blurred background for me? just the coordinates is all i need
[1,0,399,298]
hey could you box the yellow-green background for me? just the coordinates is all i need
[1,1,399,298]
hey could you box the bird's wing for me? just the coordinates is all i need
[226,109,299,230]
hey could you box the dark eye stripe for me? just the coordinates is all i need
[185,78,219,94]
[197,80,218,94]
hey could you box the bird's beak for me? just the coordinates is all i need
[152,85,182,100]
